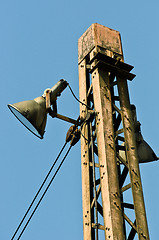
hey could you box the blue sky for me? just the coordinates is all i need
[1,1,159,239]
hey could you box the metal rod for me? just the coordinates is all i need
[128,220,137,240]
[123,213,137,232]
[90,122,98,240]
[91,185,101,209]
[121,183,131,193]
[49,112,78,125]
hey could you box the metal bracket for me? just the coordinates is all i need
[49,110,79,125]
[45,89,80,125]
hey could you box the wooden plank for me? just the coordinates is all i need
[90,60,136,81]
[90,51,134,72]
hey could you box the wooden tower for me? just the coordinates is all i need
[78,23,149,240]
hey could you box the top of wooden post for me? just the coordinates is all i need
[78,23,124,64]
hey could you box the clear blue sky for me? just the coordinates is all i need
[1,1,159,239]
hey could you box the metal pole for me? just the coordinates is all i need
[90,122,98,240]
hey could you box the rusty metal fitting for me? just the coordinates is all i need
[70,129,81,146]
[66,125,77,143]
[44,88,52,111]
[65,125,81,146]
[84,110,96,124]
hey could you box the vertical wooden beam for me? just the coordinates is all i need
[79,59,92,240]
[91,67,125,239]
[117,77,150,240]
